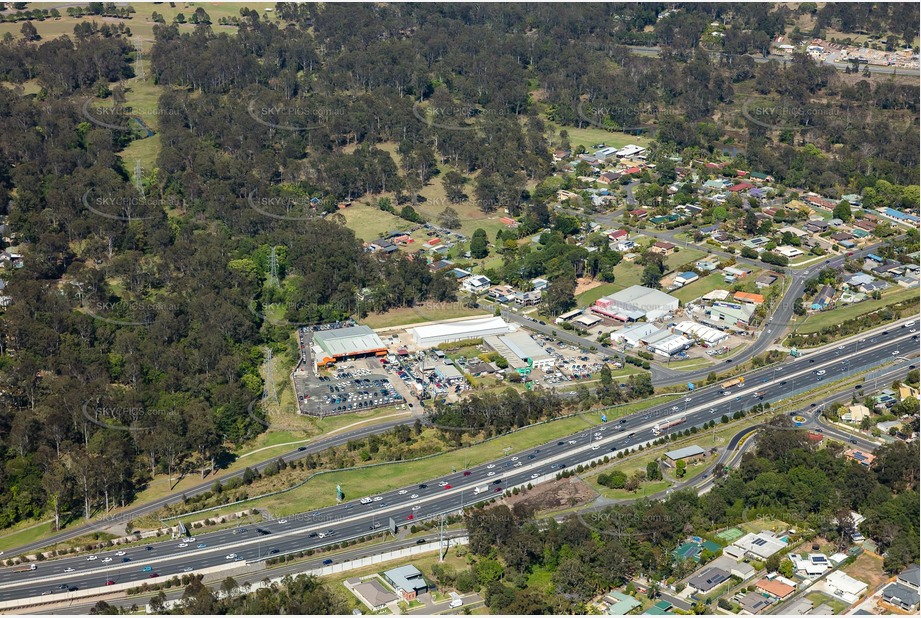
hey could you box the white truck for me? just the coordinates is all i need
[472,485,488,495]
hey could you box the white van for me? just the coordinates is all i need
[449,598,463,608]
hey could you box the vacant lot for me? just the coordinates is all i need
[796,287,918,334]
[362,305,490,329]
[842,552,887,594]
[559,126,652,153]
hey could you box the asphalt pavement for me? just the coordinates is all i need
[1,326,915,605]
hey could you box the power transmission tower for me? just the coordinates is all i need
[134,159,144,196]
[133,37,145,81]
[264,347,278,404]
[268,246,279,288]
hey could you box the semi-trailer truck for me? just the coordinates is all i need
[653,417,686,435]
[721,377,745,389]
[473,486,488,495]
[14,564,36,572]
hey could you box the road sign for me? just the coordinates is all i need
[601,414,607,423]
[388,517,397,534]
[336,484,344,501]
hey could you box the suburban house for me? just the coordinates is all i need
[755,578,795,600]
[774,245,804,258]
[731,532,788,561]
[881,583,920,611]
[824,571,868,604]
[600,590,642,615]
[811,285,835,311]
[513,290,542,306]
[734,291,765,305]
[347,578,398,611]
[696,257,720,271]
[382,565,428,601]
[755,272,778,288]
[462,274,491,293]
[686,567,731,594]
[674,271,699,286]
[650,240,677,255]
[737,591,772,614]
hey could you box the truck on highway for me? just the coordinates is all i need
[653,417,686,435]
[473,486,489,495]
[14,564,36,572]
[721,377,745,389]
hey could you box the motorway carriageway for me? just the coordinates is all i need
[0,324,917,603]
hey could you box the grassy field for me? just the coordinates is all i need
[558,126,652,153]
[0,520,56,554]
[795,286,918,334]
[362,304,490,329]
[183,396,692,520]
[0,3,273,43]
[671,272,730,303]
[664,246,707,271]
[576,281,620,307]
[339,204,409,242]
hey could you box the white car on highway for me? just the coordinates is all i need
[102,557,112,563]
[225,553,238,560]
[487,471,496,477]
[511,456,519,461]
[398,490,408,495]
[178,543,188,548]
[372,496,383,502]
[360,497,372,504]
[592,445,600,450]
[438,481,448,487]
[410,493,419,499]
[278,519,288,524]
[531,473,539,479]
[486,464,496,469]
[86,555,97,561]
[412,506,421,511]
[115,551,126,557]
[63,567,75,573]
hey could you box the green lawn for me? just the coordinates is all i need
[340,204,409,242]
[0,520,56,554]
[665,246,707,271]
[558,126,652,153]
[805,592,849,614]
[795,287,919,334]
[671,273,729,304]
[576,281,620,307]
[574,261,644,308]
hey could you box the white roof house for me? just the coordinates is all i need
[732,532,787,560]
[462,274,492,292]
[790,553,830,576]
[616,144,646,158]
[775,245,805,258]
[825,571,868,604]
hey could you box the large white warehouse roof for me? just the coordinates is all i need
[410,316,512,347]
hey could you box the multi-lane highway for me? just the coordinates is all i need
[1,324,915,605]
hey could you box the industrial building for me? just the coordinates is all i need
[592,285,679,322]
[313,325,387,369]
[673,321,728,346]
[610,322,691,357]
[496,331,555,370]
[409,316,512,348]
[708,301,756,326]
